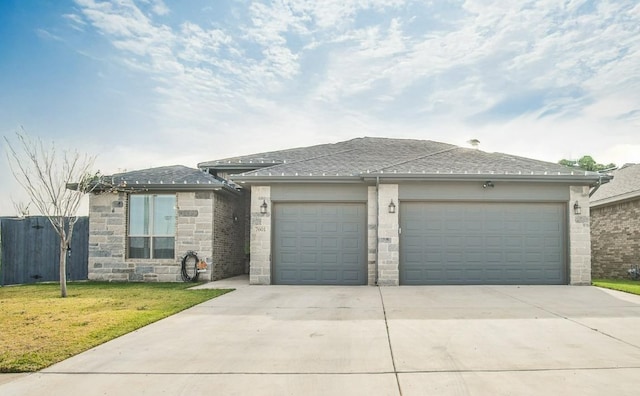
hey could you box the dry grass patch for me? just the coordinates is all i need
[0,282,231,372]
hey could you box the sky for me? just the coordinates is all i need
[1,0,639,215]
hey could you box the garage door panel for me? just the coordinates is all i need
[321,270,338,281]
[321,238,338,249]
[280,221,298,232]
[300,253,317,265]
[342,270,360,282]
[301,223,318,232]
[301,238,319,248]
[274,203,366,285]
[400,202,565,285]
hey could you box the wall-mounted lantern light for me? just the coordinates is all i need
[573,201,581,215]
[483,181,494,189]
[260,200,268,215]
[388,200,396,214]
[232,213,239,222]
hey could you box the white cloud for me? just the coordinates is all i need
[63,0,639,175]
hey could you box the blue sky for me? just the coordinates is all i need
[1,0,639,214]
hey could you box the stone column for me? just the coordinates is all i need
[367,186,377,285]
[250,186,271,285]
[377,184,399,286]
[569,185,591,285]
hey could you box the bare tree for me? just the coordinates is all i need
[4,129,97,297]
[11,199,30,218]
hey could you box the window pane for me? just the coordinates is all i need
[153,237,175,259]
[153,195,176,236]
[129,195,150,235]
[129,237,150,258]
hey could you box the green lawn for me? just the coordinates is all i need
[0,282,231,372]
[592,279,640,296]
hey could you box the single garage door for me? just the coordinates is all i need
[400,202,566,285]
[273,203,367,285]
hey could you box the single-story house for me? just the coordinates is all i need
[88,166,248,282]
[88,137,607,285]
[590,163,640,278]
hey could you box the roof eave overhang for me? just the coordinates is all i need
[198,163,281,171]
[363,173,602,184]
[230,173,602,185]
[230,175,362,184]
[590,190,640,208]
[92,184,239,194]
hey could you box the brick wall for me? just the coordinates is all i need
[591,198,640,279]
[212,191,247,280]
[88,189,245,282]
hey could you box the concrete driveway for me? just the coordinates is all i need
[2,279,640,395]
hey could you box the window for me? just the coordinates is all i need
[128,194,176,259]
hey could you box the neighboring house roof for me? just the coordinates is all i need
[590,163,640,208]
[201,137,604,184]
[94,165,238,193]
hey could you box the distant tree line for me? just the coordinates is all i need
[558,155,616,172]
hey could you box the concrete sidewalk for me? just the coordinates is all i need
[2,285,640,395]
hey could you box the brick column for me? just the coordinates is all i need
[377,184,399,286]
[250,186,271,285]
[569,186,591,285]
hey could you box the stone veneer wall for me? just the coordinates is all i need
[377,184,399,286]
[367,186,377,285]
[591,198,640,279]
[88,190,234,282]
[211,191,247,280]
[176,191,214,281]
[568,186,592,285]
[249,186,271,285]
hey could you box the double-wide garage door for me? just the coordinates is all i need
[273,203,367,285]
[400,202,566,285]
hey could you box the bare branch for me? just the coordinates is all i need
[4,129,98,297]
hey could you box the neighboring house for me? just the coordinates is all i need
[88,137,605,285]
[590,163,640,279]
[199,137,605,286]
[88,166,247,282]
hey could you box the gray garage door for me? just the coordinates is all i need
[273,203,367,285]
[400,202,566,285]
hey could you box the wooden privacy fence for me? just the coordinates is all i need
[0,216,89,285]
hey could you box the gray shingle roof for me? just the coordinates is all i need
[590,163,640,207]
[101,165,230,191]
[204,137,600,182]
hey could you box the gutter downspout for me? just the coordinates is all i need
[589,174,612,198]
[375,176,380,286]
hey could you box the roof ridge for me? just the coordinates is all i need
[373,145,460,172]
[240,147,359,175]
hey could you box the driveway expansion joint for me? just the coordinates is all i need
[378,286,403,396]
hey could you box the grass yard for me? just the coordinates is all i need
[0,282,231,372]
[592,279,640,296]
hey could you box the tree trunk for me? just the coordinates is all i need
[59,239,68,298]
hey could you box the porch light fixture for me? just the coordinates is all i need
[260,200,268,215]
[388,200,396,214]
[573,201,581,215]
[483,181,494,188]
